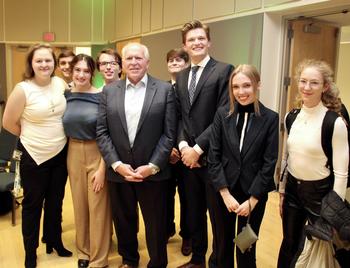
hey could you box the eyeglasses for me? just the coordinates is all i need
[99,61,118,67]
[298,79,323,88]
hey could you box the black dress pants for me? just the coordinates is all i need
[166,162,190,239]
[19,142,68,254]
[181,167,209,264]
[109,180,169,268]
[277,173,332,268]
[207,183,267,268]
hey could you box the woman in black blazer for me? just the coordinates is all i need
[207,64,279,268]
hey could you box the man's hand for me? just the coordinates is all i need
[134,165,153,179]
[115,163,143,182]
[169,148,181,164]
[181,146,201,168]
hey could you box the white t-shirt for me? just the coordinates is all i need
[18,76,67,165]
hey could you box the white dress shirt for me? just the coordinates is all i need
[125,75,148,147]
[111,74,148,171]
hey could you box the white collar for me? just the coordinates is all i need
[126,74,148,89]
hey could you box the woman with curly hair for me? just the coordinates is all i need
[277,59,349,267]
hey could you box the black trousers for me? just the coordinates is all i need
[109,180,169,268]
[166,162,190,239]
[207,183,267,268]
[19,142,68,254]
[277,173,332,268]
[181,167,210,264]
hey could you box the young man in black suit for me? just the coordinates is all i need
[175,20,234,268]
[166,48,192,256]
[96,43,176,268]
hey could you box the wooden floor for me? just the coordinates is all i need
[0,184,282,268]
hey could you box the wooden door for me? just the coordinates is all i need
[286,19,338,111]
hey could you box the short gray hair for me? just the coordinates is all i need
[121,42,150,60]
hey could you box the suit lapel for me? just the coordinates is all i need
[116,82,128,136]
[180,67,191,108]
[225,114,241,158]
[241,104,267,157]
[136,76,156,135]
[191,58,216,106]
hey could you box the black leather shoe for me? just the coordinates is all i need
[78,259,89,268]
[181,239,192,256]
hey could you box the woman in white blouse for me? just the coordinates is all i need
[3,43,72,268]
[277,59,349,267]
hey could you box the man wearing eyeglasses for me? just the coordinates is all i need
[96,48,122,88]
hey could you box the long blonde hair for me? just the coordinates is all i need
[294,59,341,112]
[228,64,260,116]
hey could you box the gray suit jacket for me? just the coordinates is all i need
[96,75,177,183]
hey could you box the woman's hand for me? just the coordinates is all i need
[92,169,105,193]
[279,193,285,218]
[235,196,258,217]
[220,188,240,212]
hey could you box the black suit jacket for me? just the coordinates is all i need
[208,103,279,199]
[96,75,177,183]
[175,57,233,155]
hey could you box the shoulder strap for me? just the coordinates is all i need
[321,110,339,169]
[285,109,301,134]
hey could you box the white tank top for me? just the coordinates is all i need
[18,76,67,165]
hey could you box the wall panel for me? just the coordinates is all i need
[141,0,151,33]
[51,0,69,42]
[235,0,261,12]
[150,0,163,31]
[104,0,115,41]
[5,0,49,42]
[71,0,92,42]
[194,0,234,20]
[0,0,4,41]
[264,0,299,7]
[115,0,133,38]
[133,0,141,35]
[163,0,192,29]
[92,0,103,42]
[142,14,263,80]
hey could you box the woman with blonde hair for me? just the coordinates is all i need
[208,64,279,267]
[278,59,348,267]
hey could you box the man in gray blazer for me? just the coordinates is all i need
[96,43,176,268]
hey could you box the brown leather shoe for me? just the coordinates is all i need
[181,238,192,256]
[118,264,138,268]
[177,261,205,268]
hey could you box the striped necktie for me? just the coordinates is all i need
[189,66,199,104]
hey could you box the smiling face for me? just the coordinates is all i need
[298,67,326,108]
[183,28,211,64]
[231,72,258,106]
[72,60,92,89]
[122,45,149,84]
[98,53,121,84]
[58,56,74,80]
[167,56,188,75]
[32,48,55,80]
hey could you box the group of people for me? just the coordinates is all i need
[1,18,349,268]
